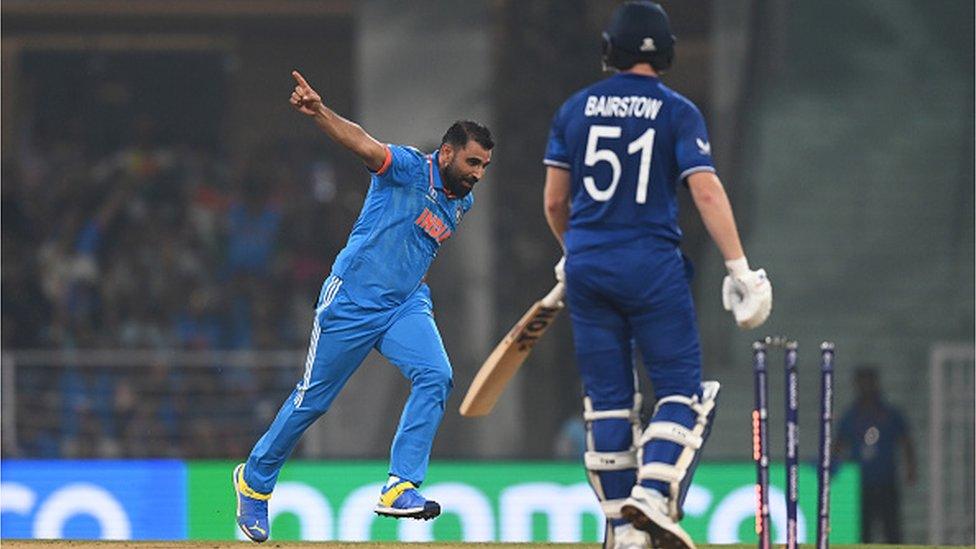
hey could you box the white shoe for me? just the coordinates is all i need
[621,486,695,549]
[611,522,653,549]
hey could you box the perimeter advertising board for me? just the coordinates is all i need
[0,460,185,539]
[1,460,859,542]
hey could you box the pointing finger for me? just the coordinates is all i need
[292,70,310,89]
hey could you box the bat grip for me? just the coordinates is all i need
[541,282,565,308]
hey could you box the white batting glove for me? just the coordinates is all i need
[554,256,566,283]
[722,257,772,330]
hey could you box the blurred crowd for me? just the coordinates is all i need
[2,118,351,351]
[2,115,364,458]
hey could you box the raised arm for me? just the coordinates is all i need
[290,70,388,171]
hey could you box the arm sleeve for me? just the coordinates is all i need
[674,100,716,182]
[543,102,571,170]
[371,144,423,186]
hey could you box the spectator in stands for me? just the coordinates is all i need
[225,173,281,278]
[1,167,48,348]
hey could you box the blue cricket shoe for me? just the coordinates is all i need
[374,477,441,520]
[232,463,270,542]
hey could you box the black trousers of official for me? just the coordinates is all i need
[860,482,902,543]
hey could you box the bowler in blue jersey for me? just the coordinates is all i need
[543,3,772,549]
[232,70,493,542]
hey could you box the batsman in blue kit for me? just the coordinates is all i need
[232,70,493,542]
[543,3,772,548]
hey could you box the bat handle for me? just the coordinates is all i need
[541,282,565,308]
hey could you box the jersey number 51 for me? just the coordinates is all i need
[583,125,655,204]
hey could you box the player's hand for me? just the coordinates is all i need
[722,257,772,330]
[554,256,566,283]
[290,70,323,116]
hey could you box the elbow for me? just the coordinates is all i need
[545,197,569,219]
[688,172,725,209]
[690,181,725,210]
[692,189,717,208]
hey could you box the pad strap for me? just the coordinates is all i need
[654,393,716,419]
[639,421,703,449]
[584,408,634,421]
[638,462,685,484]
[600,498,627,519]
[585,450,639,470]
[654,395,694,409]
[583,392,642,422]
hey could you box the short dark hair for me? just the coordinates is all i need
[441,120,494,150]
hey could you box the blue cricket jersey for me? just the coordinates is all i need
[330,145,474,310]
[544,73,715,254]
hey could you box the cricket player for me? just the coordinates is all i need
[233,70,493,542]
[542,3,772,548]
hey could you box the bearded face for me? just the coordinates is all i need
[439,141,492,199]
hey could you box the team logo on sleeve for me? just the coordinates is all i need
[696,138,712,156]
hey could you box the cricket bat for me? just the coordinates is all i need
[459,282,566,417]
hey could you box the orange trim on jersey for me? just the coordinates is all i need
[374,146,393,176]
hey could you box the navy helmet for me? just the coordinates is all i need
[602,1,676,72]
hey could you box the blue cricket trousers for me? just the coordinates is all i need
[566,242,702,404]
[566,240,703,505]
[244,275,453,493]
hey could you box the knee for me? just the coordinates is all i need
[413,362,453,393]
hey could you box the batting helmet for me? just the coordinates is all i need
[601,1,676,72]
